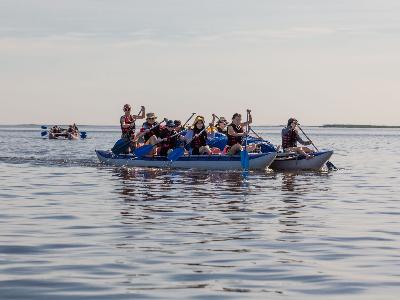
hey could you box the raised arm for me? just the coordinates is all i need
[295,130,312,146]
[241,109,252,127]
[133,106,146,120]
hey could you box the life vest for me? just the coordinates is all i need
[121,115,135,134]
[227,123,243,146]
[142,121,160,142]
[282,127,298,149]
[216,126,227,134]
[159,128,178,150]
[190,128,207,149]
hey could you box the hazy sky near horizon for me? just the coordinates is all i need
[1,0,400,125]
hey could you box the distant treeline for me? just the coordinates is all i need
[323,124,400,129]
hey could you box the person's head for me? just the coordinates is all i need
[287,118,298,129]
[232,113,242,124]
[193,116,205,130]
[166,120,175,131]
[174,120,181,129]
[146,112,157,125]
[217,117,227,129]
[123,104,131,115]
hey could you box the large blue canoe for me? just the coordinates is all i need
[96,150,277,171]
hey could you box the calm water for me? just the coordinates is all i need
[0,125,399,299]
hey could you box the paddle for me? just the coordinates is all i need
[168,123,211,161]
[41,125,47,130]
[297,125,338,171]
[41,131,48,137]
[80,131,87,139]
[240,110,250,170]
[134,113,196,157]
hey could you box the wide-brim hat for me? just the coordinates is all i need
[146,112,157,119]
[192,115,205,125]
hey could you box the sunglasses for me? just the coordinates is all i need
[147,117,155,120]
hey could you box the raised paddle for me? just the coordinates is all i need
[297,125,338,171]
[134,113,196,157]
[167,124,211,161]
[41,125,47,130]
[240,110,250,170]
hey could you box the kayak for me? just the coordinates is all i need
[270,150,333,171]
[95,150,277,170]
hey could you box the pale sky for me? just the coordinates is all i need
[1,0,399,125]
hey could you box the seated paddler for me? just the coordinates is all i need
[281,118,314,158]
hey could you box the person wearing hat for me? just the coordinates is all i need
[214,116,228,134]
[158,120,180,156]
[281,118,313,158]
[184,115,216,155]
[138,112,161,143]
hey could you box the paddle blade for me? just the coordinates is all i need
[41,131,48,136]
[134,144,154,157]
[167,147,184,161]
[41,126,47,130]
[111,139,129,155]
[240,150,250,170]
[326,161,337,171]
[80,132,87,139]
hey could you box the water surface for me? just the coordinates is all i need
[0,126,399,299]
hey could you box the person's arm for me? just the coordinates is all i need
[241,109,252,127]
[133,106,146,120]
[295,130,312,146]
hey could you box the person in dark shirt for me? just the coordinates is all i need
[158,120,179,156]
[281,118,313,158]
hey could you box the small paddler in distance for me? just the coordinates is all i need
[120,104,145,153]
[281,117,314,159]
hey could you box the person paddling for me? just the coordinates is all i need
[158,120,180,157]
[120,104,145,153]
[214,116,228,134]
[281,118,313,158]
[226,110,256,155]
[184,115,216,155]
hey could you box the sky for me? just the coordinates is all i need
[1,0,400,125]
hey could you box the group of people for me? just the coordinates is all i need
[119,104,314,157]
[49,124,80,139]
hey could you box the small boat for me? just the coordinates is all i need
[270,150,333,171]
[95,150,277,170]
